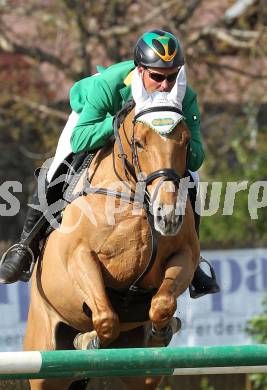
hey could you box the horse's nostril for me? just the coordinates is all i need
[157,206,162,220]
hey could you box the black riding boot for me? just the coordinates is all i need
[0,188,46,284]
[188,183,220,299]
[0,152,90,285]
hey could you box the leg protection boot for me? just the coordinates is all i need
[188,181,220,299]
[0,188,46,284]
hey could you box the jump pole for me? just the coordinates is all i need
[1,345,267,380]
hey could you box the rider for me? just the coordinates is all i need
[0,29,220,298]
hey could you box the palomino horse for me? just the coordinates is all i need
[24,103,200,389]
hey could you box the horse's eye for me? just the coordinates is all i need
[135,140,144,149]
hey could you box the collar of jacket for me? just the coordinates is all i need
[119,84,132,104]
[119,69,134,103]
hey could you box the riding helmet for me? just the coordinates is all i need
[134,29,184,68]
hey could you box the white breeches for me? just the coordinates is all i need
[46,111,79,183]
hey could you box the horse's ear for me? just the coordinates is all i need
[131,68,149,111]
[168,65,187,108]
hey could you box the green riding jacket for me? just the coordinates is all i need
[70,60,205,172]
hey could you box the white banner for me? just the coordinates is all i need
[0,248,267,351]
[0,281,29,351]
[171,248,267,346]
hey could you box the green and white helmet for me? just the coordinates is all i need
[134,29,184,68]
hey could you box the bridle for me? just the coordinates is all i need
[114,105,185,210]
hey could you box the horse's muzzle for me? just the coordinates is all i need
[153,203,184,236]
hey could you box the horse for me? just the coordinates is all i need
[24,102,200,390]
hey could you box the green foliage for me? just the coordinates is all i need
[246,297,267,390]
[200,377,215,390]
[200,110,267,249]
[247,297,267,342]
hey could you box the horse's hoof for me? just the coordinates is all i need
[145,317,182,347]
[170,317,182,334]
[73,331,100,350]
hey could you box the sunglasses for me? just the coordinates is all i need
[146,68,180,83]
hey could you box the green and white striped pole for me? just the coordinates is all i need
[1,345,267,380]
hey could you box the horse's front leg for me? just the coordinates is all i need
[149,246,196,331]
[69,244,120,346]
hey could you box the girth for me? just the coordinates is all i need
[82,286,157,322]
[105,286,158,322]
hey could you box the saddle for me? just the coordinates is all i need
[44,150,96,236]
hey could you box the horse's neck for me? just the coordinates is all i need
[88,142,135,192]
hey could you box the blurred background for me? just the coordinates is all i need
[0,0,266,246]
[0,0,266,389]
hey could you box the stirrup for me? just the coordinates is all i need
[189,257,220,299]
[199,256,217,279]
[0,243,35,282]
[197,256,218,282]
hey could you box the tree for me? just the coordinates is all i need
[0,0,266,243]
